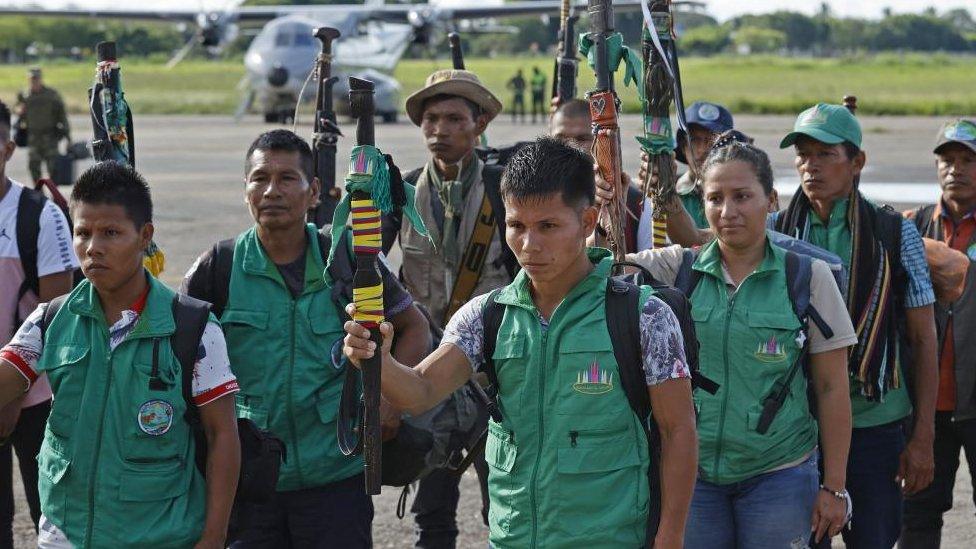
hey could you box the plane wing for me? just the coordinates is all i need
[0,1,703,26]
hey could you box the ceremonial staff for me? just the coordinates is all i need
[309,27,342,228]
[639,0,683,249]
[89,41,165,275]
[449,32,465,70]
[584,0,639,261]
[332,79,429,495]
[553,0,579,104]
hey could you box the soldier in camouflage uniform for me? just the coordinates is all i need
[17,68,69,183]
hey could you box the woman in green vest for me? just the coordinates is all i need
[629,135,856,548]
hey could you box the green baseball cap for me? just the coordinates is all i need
[780,103,862,149]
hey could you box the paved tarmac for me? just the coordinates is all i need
[5,114,974,548]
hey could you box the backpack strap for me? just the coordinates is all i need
[479,289,506,394]
[172,293,214,475]
[206,239,236,319]
[481,166,517,280]
[39,294,69,344]
[784,251,833,341]
[604,279,650,426]
[672,248,702,297]
[15,187,46,309]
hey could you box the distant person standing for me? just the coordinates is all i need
[16,68,69,184]
[506,69,526,123]
[529,66,546,123]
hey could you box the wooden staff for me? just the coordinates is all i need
[449,32,465,70]
[348,77,383,495]
[309,27,342,228]
[587,0,627,260]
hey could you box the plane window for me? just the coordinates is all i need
[295,33,313,47]
[275,33,291,47]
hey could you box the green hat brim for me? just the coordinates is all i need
[779,128,846,149]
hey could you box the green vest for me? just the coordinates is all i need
[806,199,911,428]
[36,277,205,548]
[689,238,818,484]
[679,188,709,230]
[220,225,359,491]
[485,249,651,548]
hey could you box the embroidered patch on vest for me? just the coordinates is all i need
[755,336,787,363]
[967,242,976,261]
[138,400,175,436]
[573,362,614,394]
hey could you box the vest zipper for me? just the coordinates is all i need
[529,329,548,548]
[287,299,303,486]
[86,345,114,547]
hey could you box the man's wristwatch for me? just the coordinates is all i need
[820,485,853,523]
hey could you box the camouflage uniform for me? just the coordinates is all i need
[22,86,69,182]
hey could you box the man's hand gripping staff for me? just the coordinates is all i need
[329,78,429,495]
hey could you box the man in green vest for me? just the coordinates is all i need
[0,161,241,548]
[529,66,547,124]
[346,137,698,549]
[182,129,429,548]
[774,103,939,548]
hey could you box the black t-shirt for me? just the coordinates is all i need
[275,252,307,299]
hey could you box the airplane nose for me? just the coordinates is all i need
[268,64,289,87]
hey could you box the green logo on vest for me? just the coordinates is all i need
[573,362,614,394]
[755,336,787,363]
[138,400,175,436]
[968,242,976,261]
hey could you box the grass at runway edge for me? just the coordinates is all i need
[0,53,973,117]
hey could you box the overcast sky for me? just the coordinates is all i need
[6,0,972,21]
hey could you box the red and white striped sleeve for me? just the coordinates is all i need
[0,306,45,388]
[192,321,240,406]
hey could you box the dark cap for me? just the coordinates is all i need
[28,67,41,78]
[933,118,976,156]
[675,101,734,164]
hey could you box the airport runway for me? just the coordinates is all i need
[5,114,973,548]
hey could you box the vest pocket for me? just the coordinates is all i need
[492,335,527,418]
[555,431,642,536]
[42,345,89,438]
[118,462,189,501]
[555,334,618,423]
[221,309,270,330]
[485,422,519,535]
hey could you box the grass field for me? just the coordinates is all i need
[1,53,973,116]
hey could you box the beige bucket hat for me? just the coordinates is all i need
[405,69,503,126]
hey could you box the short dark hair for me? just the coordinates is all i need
[0,100,10,141]
[70,161,153,227]
[421,94,481,121]
[553,98,591,122]
[841,141,861,161]
[702,131,775,195]
[501,136,594,208]
[245,129,314,180]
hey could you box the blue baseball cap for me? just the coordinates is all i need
[676,101,734,164]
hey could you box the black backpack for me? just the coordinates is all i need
[480,271,718,542]
[40,292,285,505]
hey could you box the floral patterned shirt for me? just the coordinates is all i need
[442,292,690,386]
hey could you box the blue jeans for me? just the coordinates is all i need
[229,473,373,549]
[685,452,819,549]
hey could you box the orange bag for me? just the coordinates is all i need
[922,237,969,303]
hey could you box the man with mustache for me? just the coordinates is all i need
[183,129,429,548]
[381,69,514,549]
[773,104,938,549]
[901,119,976,549]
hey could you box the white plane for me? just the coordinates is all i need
[0,0,705,122]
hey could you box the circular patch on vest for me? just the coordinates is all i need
[138,400,175,436]
[968,242,976,261]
